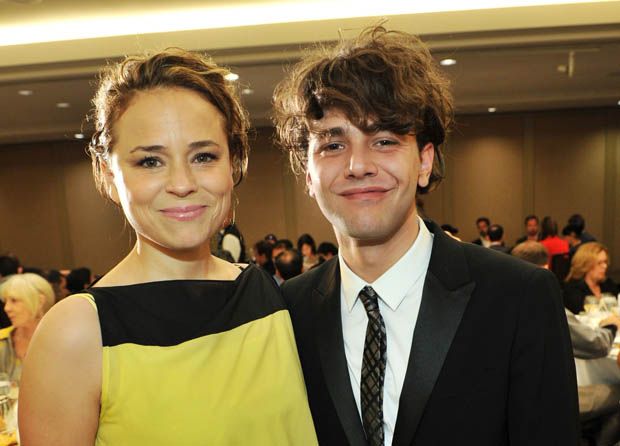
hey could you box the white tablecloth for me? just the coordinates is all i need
[574,312,620,386]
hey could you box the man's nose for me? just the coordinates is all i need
[346,145,378,178]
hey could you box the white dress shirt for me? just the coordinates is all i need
[339,217,434,446]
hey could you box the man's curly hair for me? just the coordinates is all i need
[272,26,453,194]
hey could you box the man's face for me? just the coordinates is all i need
[526,218,539,236]
[305,109,433,243]
[477,221,489,236]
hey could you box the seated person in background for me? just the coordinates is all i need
[0,256,21,281]
[512,240,620,446]
[569,213,597,243]
[65,267,93,294]
[274,249,303,285]
[471,216,491,247]
[0,273,55,383]
[487,224,511,254]
[515,214,540,245]
[563,223,584,260]
[253,240,275,275]
[540,216,569,265]
[264,233,278,246]
[315,242,338,266]
[297,233,318,271]
[272,239,293,260]
[564,242,619,314]
[45,270,70,303]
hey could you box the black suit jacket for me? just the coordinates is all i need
[282,220,579,446]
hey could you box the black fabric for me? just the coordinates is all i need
[89,265,285,347]
[282,219,580,446]
[563,278,619,314]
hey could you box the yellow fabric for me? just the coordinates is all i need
[0,327,13,341]
[74,293,97,311]
[96,309,317,446]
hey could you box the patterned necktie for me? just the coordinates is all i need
[359,286,387,446]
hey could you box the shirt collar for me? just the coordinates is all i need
[340,216,434,313]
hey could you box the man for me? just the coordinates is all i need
[512,240,620,445]
[273,26,578,445]
[487,223,511,254]
[515,214,540,245]
[252,240,275,275]
[563,224,583,259]
[274,248,303,285]
[569,214,597,244]
[471,216,491,247]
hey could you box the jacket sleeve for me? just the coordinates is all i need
[565,309,613,359]
[508,268,580,446]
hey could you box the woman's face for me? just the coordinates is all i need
[4,296,36,328]
[301,243,313,258]
[106,88,233,252]
[586,250,609,284]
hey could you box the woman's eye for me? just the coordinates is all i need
[138,156,162,168]
[194,152,216,163]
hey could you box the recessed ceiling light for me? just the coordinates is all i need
[224,72,239,81]
[488,107,497,113]
[241,88,254,95]
[617,100,620,106]
[74,133,85,139]
[17,89,33,96]
[440,58,457,66]
[56,102,71,108]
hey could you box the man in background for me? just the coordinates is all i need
[274,249,303,285]
[515,214,540,245]
[488,224,511,254]
[471,216,491,247]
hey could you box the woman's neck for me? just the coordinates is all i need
[585,275,602,296]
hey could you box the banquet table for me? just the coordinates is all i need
[574,312,620,386]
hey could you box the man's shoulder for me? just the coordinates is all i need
[282,257,338,303]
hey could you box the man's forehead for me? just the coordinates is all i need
[308,110,377,137]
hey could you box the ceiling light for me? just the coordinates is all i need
[617,100,620,106]
[17,89,33,96]
[56,102,71,108]
[224,72,239,82]
[440,58,457,66]
[241,88,254,95]
[74,133,85,139]
[488,107,497,113]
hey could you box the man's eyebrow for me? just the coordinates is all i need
[128,140,221,154]
[310,126,346,140]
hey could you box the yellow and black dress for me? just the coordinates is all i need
[76,265,317,446]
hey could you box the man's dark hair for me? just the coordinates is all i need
[317,242,338,257]
[562,224,581,237]
[487,224,504,242]
[568,214,585,233]
[272,25,453,194]
[253,240,273,259]
[0,255,20,278]
[511,241,549,267]
[66,267,92,294]
[476,217,491,226]
[275,249,303,281]
[274,239,294,251]
[524,215,539,225]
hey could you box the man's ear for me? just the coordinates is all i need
[305,170,315,198]
[101,160,120,205]
[417,142,435,188]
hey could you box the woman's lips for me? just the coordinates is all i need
[160,205,207,221]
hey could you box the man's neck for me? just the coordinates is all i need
[336,212,421,283]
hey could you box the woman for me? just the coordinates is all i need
[540,216,569,265]
[564,242,619,314]
[297,233,318,272]
[19,50,317,445]
[0,273,54,383]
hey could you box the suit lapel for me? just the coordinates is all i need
[315,259,367,446]
[392,222,475,446]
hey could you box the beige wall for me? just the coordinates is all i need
[1,108,618,278]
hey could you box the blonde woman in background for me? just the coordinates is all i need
[0,273,54,383]
[564,242,619,314]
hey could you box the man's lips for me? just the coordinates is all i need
[160,205,207,221]
[339,187,391,200]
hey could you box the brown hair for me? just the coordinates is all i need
[272,26,453,194]
[88,48,250,197]
[566,242,609,281]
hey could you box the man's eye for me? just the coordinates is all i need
[322,143,344,152]
[138,157,162,168]
[376,139,397,147]
[194,152,216,163]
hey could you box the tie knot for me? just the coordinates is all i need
[358,286,380,315]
